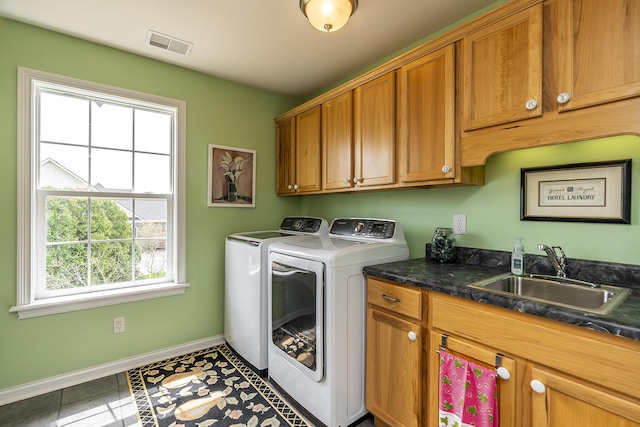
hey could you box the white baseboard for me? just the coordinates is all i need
[0,335,225,406]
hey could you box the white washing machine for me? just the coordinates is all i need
[224,217,328,375]
[267,218,410,427]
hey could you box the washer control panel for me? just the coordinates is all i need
[280,217,327,233]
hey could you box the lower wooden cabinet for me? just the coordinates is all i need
[428,332,518,427]
[365,278,640,427]
[430,293,640,427]
[530,366,640,427]
[366,308,421,427]
[365,278,425,427]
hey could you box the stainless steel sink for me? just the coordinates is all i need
[468,273,632,315]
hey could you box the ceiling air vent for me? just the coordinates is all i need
[146,30,193,56]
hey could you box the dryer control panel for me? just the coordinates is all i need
[330,218,397,239]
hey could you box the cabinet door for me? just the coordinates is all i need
[295,106,322,193]
[322,92,353,190]
[354,72,396,187]
[275,118,295,194]
[428,332,517,427]
[530,366,640,427]
[398,44,455,184]
[556,0,640,112]
[462,4,542,130]
[366,308,421,427]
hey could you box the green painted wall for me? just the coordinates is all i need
[0,17,300,389]
[301,135,640,265]
[306,0,510,100]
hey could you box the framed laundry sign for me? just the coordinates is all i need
[207,144,256,207]
[520,159,631,223]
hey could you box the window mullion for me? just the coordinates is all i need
[87,102,93,286]
[87,197,93,288]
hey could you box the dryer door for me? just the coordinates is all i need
[269,251,325,382]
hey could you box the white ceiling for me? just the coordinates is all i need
[0,0,499,98]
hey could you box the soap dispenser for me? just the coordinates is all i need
[511,238,525,276]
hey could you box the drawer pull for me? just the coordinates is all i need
[382,294,401,303]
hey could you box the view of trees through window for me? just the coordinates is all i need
[37,87,172,294]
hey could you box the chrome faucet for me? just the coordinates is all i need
[538,244,567,278]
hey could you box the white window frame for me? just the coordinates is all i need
[11,67,189,319]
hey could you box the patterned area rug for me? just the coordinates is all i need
[126,343,311,427]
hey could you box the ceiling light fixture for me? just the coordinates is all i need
[300,0,358,32]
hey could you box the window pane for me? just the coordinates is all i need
[40,92,89,146]
[133,199,167,237]
[46,197,89,243]
[135,109,171,154]
[91,242,133,285]
[40,143,90,190]
[46,243,88,289]
[91,148,133,190]
[91,101,133,150]
[135,153,170,193]
[136,239,167,280]
[90,199,133,241]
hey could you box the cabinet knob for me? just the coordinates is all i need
[557,92,571,104]
[496,367,511,380]
[441,165,451,174]
[525,99,538,110]
[353,177,360,184]
[530,379,546,394]
[344,178,350,184]
[288,184,293,190]
[408,331,417,341]
[293,184,299,191]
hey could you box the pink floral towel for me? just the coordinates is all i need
[438,350,498,427]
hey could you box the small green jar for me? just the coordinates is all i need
[431,227,456,263]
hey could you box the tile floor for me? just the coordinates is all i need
[0,373,137,427]
[0,372,376,427]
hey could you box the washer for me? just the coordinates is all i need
[224,217,328,375]
[267,218,410,426]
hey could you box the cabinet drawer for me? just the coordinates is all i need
[367,278,422,321]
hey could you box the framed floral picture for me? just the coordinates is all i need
[207,144,256,207]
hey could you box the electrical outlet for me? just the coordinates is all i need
[113,317,125,334]
[453,214,467,235]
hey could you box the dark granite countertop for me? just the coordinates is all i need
[363,248,640,342]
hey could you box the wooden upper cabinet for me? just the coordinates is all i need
[295,106,322,193]
[354,72,396,187]
[398,44,455,184]
[322,92,354,190]
[556,0,640,112]
[275,117,295,194]
[462,4,543,131]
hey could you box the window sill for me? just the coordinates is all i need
[9,282,190,319]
